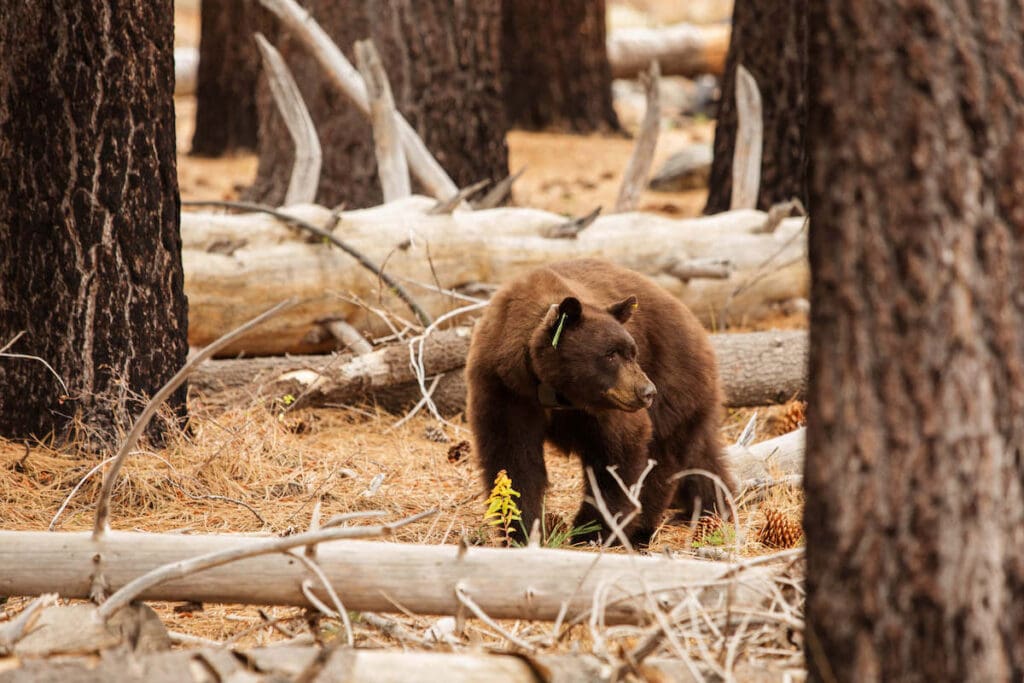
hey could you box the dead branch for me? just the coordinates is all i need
[258,0,458,200]
[730,65,763,211]
[472,167,525,209]
[354,39,410,203]
[254,33,321,205]
[615,62,661,213]
[540,206,602,239]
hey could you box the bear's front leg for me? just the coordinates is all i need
[560,411,656,547]
[468,375,547,545]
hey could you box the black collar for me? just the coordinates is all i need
[524,346,576,409]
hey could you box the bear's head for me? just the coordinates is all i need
[528,295,657,412]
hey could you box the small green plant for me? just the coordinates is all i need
[537,515,602,549]
[484,469,522,545]
[691,523,736,549]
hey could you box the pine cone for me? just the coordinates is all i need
[767,400,807,437]
[757,507,802,548]
[446,440,471,463]
[691,514,725,545]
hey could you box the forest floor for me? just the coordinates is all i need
[0,0,806,675]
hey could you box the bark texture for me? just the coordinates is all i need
[501,0,620,133]
[804,2,1024,681]
[248,0,508,208]
[704,0,807,213]
[190,0,263,155]
[0,1,188,443]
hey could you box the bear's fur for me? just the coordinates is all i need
[466,259,735,546]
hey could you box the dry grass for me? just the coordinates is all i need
[1,394,805,670]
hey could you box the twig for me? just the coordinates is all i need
[294,552,353,646]
[91,300,296,543]
[254,33,321,205]
[258,0,457,200]
[541,207,601,239]
[454,582,535,653]
[165,481,270,529]
[49,456,114,531]
[0,593,58,655]
[181,199,433,327]
[615,61,661,212]
[95,508,435,621]
[0,332,70,396]
[355,39,410,202]
[730,64,763,210]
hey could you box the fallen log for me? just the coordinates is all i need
[607,22,730,79]
[0,532,775,625]
[0,645,746,682]
[181,198,808,355]
[726,427,805,482]
[191,328,807,414]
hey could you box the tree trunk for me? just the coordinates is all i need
[804,2,1024,681]
[190,0,262,156]
[703,0,807,214]
[501,0,621,133]
[248,0,508,208]
[0,1,188,444]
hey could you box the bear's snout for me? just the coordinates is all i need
[636,381,657,408]
[604,364,657,411]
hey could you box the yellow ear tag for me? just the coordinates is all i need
[551,312,568,349]
[631,302,639,310]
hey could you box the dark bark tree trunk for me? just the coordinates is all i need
[247,0,508,209]
[500,0,620,133]
[804,2,1024,681]
[703,0,807,214]
[0,1,188,445]
[190,0,263,156]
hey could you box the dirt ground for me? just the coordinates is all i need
[1,0,805,668]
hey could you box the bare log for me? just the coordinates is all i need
[0,532,775,625]
[0,646,722,682]
[191,329,807,414]
[607,23,730,79]
[725,427,805,483]
[254,34,321,206]
[180,199,808,355]
[614,61,660,213]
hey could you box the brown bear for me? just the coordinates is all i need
[466,258,735,546]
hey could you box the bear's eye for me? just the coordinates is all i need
[605,349,618,360]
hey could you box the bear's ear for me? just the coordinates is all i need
[607,295,638,324]
[558,296,583,324]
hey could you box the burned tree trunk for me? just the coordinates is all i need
[704,0,807,213]
[190,0,263,156]
[248,0,508,208]
[804,1,1024,681]
[500,0,621,133]
[0,1,188,444]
